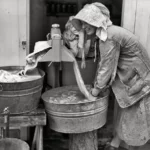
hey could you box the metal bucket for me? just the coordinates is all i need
[0,138,29,150]
[42,85,109,133]
[0,66,45,114]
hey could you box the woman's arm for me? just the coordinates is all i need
[92,39,120,96]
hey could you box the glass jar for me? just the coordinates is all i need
[50,24,61,39]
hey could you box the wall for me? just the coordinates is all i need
[0,0,28,66]
[121,0,150,57]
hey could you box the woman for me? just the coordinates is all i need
[72,2,150,150]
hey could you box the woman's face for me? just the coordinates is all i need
[64,30,76,41]
[82,22,96,35]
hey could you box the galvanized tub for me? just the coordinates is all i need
[0,66,45,114]
[42,85,109,133]
[0,138,29,150]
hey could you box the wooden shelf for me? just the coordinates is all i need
[0,108,46,128]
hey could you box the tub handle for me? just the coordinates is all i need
[0,85,3,91]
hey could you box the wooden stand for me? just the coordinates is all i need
[0,108,46,150]
[69,130,98,150]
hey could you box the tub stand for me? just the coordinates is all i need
[69,131,98,150]
[0,108,46,150]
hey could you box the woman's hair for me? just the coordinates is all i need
[65,16,75,30]
[62,30,71,48]
[63,16,79,48]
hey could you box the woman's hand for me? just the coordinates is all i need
[91,88,101,97]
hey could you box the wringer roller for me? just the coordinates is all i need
[40,24,109,150]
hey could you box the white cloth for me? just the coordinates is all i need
[0,69,41,82]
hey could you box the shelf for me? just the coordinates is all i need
[46,2,78,16]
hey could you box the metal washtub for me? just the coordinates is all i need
[0,66,45,114]
[42,85,109,133]
[0,138,29,150]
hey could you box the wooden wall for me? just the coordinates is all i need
[0,0,29,66]
[121,0,150,57]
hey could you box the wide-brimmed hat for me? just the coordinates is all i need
[72,3,112,31]
[93,2,110,18]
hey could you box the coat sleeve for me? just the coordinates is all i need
[94,39,120,90]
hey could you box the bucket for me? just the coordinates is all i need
[0,138,29,150]
[42,85,109,133]
[0,66,45,114]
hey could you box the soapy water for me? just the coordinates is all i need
[48,85,92,104]
[47,85,107,104]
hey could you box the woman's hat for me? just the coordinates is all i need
[72,3,111,31]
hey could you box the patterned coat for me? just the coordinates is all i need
[94,25,150,146]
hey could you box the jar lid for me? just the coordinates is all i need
[52,24,60,28]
